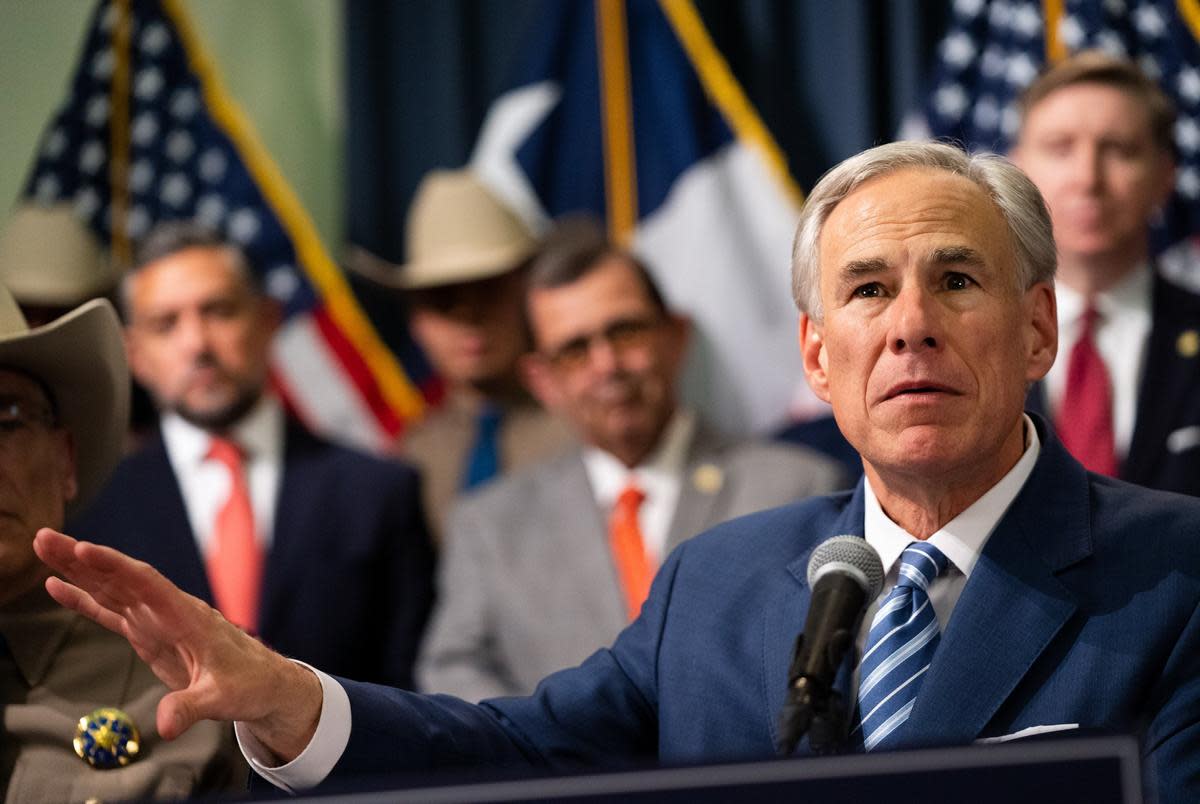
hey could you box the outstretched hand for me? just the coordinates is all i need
[33,527,322,762]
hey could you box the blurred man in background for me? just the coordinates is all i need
[1012,50,1200,495]
[352,169,571,542]
[417,224,844,699]
[70,221,434,688]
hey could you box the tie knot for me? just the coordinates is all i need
[617,483,645,510]
[1079,303,1101,335]
[207,436,244,468]
[895,541,949,591]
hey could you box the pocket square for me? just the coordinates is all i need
[1167,425,1200,455]
[976,723,1080,744]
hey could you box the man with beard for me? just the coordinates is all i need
[69,222,435,689]
[416,224,844,700]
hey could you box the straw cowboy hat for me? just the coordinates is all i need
[346,169,538,289]
[0,282,128,514]
[0,204,121,306]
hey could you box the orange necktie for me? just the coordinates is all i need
[206,437,262,632]
[609,483,654,620]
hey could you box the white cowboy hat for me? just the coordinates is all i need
[0,204,120,306]
[346,169,537,290]
[0,282,128,514]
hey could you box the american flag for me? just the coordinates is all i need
[923,0,1200,289]
[17,0,429,450]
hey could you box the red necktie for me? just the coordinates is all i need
[1056,305,1118,476]
[609,483,653,620]
[206,437,262,632]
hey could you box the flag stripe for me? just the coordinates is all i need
[312,306,405,438]
[597,0,638,244]
[162,0,426,425]
[658,0,803,206]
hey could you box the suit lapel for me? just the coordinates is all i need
[762,485,867,753]
[905,420,1088,746]
[664,422,732,553]
[557,452,630,628]
[259,424,318,637]
[1125,273,1199,483]
[137,436,214,602]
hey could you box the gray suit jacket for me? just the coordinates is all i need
[416,422,845,700]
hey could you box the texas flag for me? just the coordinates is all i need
[471,0,823,433]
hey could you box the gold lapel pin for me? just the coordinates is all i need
[1177,329,1199,359]
[74,707,141,769]
[692,463,724,494]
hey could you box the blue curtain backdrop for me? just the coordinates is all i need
[342,0,951,360]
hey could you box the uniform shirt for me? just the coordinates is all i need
[0,588,246,801]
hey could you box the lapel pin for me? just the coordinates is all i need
[74,707,141,769]
[1178,329,1199,359]
[692,463,724,494]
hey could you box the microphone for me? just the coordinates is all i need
[777,535,884,756]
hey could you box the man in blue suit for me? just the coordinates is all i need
[68,221,435,688]
[34,142,1200,800]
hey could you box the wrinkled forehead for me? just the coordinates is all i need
[819,168,1013,275]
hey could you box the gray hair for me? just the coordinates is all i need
[119,220,259,319]
[791,141,1056,320]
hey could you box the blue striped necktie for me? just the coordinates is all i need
[855,540,949,751]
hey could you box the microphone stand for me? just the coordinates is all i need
[777,630,852,756]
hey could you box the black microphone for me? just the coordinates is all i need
[778,535,884,756]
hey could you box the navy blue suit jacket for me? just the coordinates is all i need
[69,421,435,689]
[1029,272,1200,496]
[323,417,1200,799]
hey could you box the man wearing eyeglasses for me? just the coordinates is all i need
[415,222,845,701]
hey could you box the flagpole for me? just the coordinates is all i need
[596,0,638,246]
[109,0,133,268]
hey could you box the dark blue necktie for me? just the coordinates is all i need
[854,541,949,751]
[461,404,503,490]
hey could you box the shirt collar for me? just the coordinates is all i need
[583,410,694,506]
[161,394,283,465]
[1056,263,1152,327]
[863,414,1041,579]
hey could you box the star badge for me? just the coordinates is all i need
[74,707,141,769]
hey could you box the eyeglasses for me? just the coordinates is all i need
[543,316,661,372]
[0,398,57,435]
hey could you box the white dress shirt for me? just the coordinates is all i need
[858,415,1041,660]
[581,410,694,564]
[160,396,285,557]
[1042,268,1152,460]
[242,416,1044,789]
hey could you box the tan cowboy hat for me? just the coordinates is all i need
[0,204,121,306]
[0,282,128,515]
[345,169,538,290]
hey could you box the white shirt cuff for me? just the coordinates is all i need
[234,662,352,792]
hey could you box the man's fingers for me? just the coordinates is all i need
[43,576,129,636]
